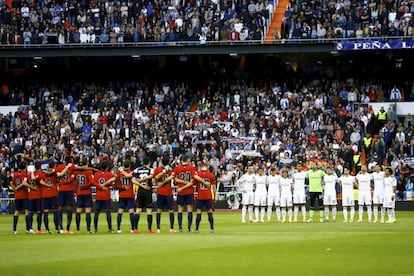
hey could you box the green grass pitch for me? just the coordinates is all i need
[1,211,414,275]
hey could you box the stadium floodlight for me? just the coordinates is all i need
[33,56,42,60]
[229,53,238,57]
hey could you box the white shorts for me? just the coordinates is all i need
[383,194,395,209]
[267,195,280,207]
[358,190,372,206]
[372,191,384,205]
[323,193,337,206]
[254,193,267,206]
[293,190,306,204]
[280,193,292,207]
[242,192,254,205]
[342,193,355,207]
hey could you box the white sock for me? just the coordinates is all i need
[359,206,363,221]
[242,206,247,221]
[367,205,372,221]
[387,208,392,220]
[288,208,292,220]
[254,207,259,221]
[381,206,385,221]
[281,208,286,220]
[350,208,355,221]
[294,205,299,220]
[343,208,348,221]
[373,205,378,221]
[248,206,253,221]
[267,206,272,220]
[324,207,329,219]
[260,207,265,221]
[332,207,337,219]
[276,207,281,221]
[301,205,307,220]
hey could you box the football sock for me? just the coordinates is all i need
[67,211,73,230]
[25,214,30,230]
[37,213,42,231]
[147,214,152,230]
[76,213,81,230]
[288,208,292,220]
[359,206,363,221]
[343,208,348,221]
[248,206,253,221]
[301,206,307,220]
[373,206,378,220]
[129,213,134,230]
[276,207,281,221]
[133,214,140,229]
[188,212,193,230]
[254,207,259,221]
[156,213,161,229]
[242,206,247,221]
[380,206,385,221]
[208,212,214,230]
[332,207,337,219]
[195,213,202,230]
[44,212,49,231]
[13,215,18,231]
[350,208,355,220]
[106,211,112,230]
[324,207,329,219]
[117,213,122,230]
[94,212,99,230]
[169,212,175,229]
[294,205,299,220]
[267,206,272,220]
[281,208,286,220]
[367,206,372,221]
[260,207,265,221]
[178,212,183,229]
[28,213,33,229]
[86,213,91,231]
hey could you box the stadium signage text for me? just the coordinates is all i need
[335,39,414,51]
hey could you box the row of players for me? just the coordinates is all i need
[236,163,397,224]
[11,155,217,234]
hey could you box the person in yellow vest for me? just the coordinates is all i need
[353,152,362,174]
[377,106,387,128]
[363,133,373,158]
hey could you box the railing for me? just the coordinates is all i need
[1,36,413,49]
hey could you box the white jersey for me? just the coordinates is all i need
[237,173,256,193]
[356,173,373,191]
[372,171,385,193]
[255,174,268,194]
[383,176,397,195]
[280,177,293,195]
[267,174,281,196]
[292,171,307,192]
[339,175,355,195]
[323,174,338,195]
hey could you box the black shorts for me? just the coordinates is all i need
[136,190,153,209]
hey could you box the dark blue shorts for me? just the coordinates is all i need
[42,197,58,210]
[157,194,174,210]
[29,199,42,212]
[177,194,193,206]
[95,200,112,211]
[76,194,93,208]
[15,199,29,211]
[58,191,74,207]
[196,199,212,210]
[118,197,135,210]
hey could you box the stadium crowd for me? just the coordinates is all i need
[0,75,413,200]
[280,0,414,40]
[0,0,413,45]
[0,0,273,45]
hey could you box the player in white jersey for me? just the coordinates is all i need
[292,163,307,222]
[236,166,256,223]
[279,170,293,223]
[253,167,268,222]
[383,168,397,223]
[355,165,373,223]
[371,164,385,223]
[338,167,356,222]
[323,167,338,222]
[267,168,281,222]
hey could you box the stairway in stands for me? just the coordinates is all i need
[265,0,290,42]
